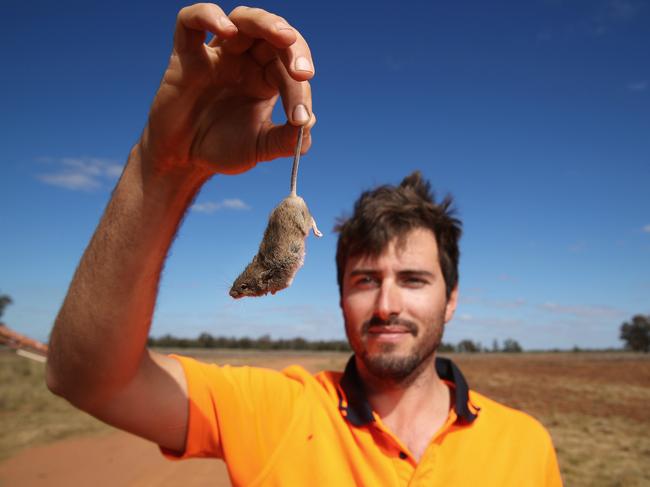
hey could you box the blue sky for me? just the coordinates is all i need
[1,0,648,350]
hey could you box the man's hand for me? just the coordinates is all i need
[141,3,316,176]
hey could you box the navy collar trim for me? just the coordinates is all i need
[338,355,479,427]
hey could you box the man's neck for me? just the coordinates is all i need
[357,355,453,460]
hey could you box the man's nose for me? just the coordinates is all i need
[374,280,403,320]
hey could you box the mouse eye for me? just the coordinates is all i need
[240,283,248,290]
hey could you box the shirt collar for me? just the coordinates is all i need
[338,355,479,427]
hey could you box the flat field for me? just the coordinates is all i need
[1,349,649,486]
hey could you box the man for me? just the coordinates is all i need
[46,3,562,485]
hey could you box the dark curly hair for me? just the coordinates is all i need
[334,171,462,299]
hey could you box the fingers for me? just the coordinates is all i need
[203,5,315,126]
[276,28,315,82]
[174,3,238,54]
[226,6,315,82]
[229,7,296,49]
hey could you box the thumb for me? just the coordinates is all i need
[259,114,316,161]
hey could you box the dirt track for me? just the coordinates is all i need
[0,430,231,487]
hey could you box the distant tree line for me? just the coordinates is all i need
[147,333,352,351]
[438,338,523,353]
[147,333,526,353]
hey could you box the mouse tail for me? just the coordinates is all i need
[290,126,303,197]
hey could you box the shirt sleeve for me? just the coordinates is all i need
[160,354,306,467]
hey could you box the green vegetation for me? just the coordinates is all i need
[147,333,525,353]
[148,333,352,351]
[620,314,650,353]
[0,294,12,319]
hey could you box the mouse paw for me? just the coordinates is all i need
[311,218,323,237]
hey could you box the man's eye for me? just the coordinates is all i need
[403,277,426,286]
[354,277,376,286]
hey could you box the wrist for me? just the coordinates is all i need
[136,121,214,180]
[129,141,213,208]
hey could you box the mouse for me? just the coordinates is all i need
[229,126,322,299]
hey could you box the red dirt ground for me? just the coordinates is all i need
[0,430,230,487]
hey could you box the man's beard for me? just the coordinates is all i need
[345,313,444,383]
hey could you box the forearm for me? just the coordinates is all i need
[46,143,211,407]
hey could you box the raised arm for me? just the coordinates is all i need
[45,3,315,452]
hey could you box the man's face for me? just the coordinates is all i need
[341,228,458,382]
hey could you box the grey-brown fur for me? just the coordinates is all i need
[229,196,321,298]
[229,127,322,299]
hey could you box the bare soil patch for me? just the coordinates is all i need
[0,430,231,487]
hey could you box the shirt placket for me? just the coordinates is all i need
[407,409,458,486]
[370,415,417,486]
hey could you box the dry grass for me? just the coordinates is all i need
[0,350,112,462]
[2,349,649,486]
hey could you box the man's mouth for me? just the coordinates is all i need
[362,317,418,337]
[365,324,417,346]
[368,325,411,335]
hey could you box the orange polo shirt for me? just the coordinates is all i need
[162,355,562,486]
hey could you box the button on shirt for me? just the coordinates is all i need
[162,355,563,486]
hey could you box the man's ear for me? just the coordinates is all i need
[444,286,459,324]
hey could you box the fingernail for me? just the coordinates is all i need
[295,56,313,73]
[293,104,309,124]
[275,21,293,32]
